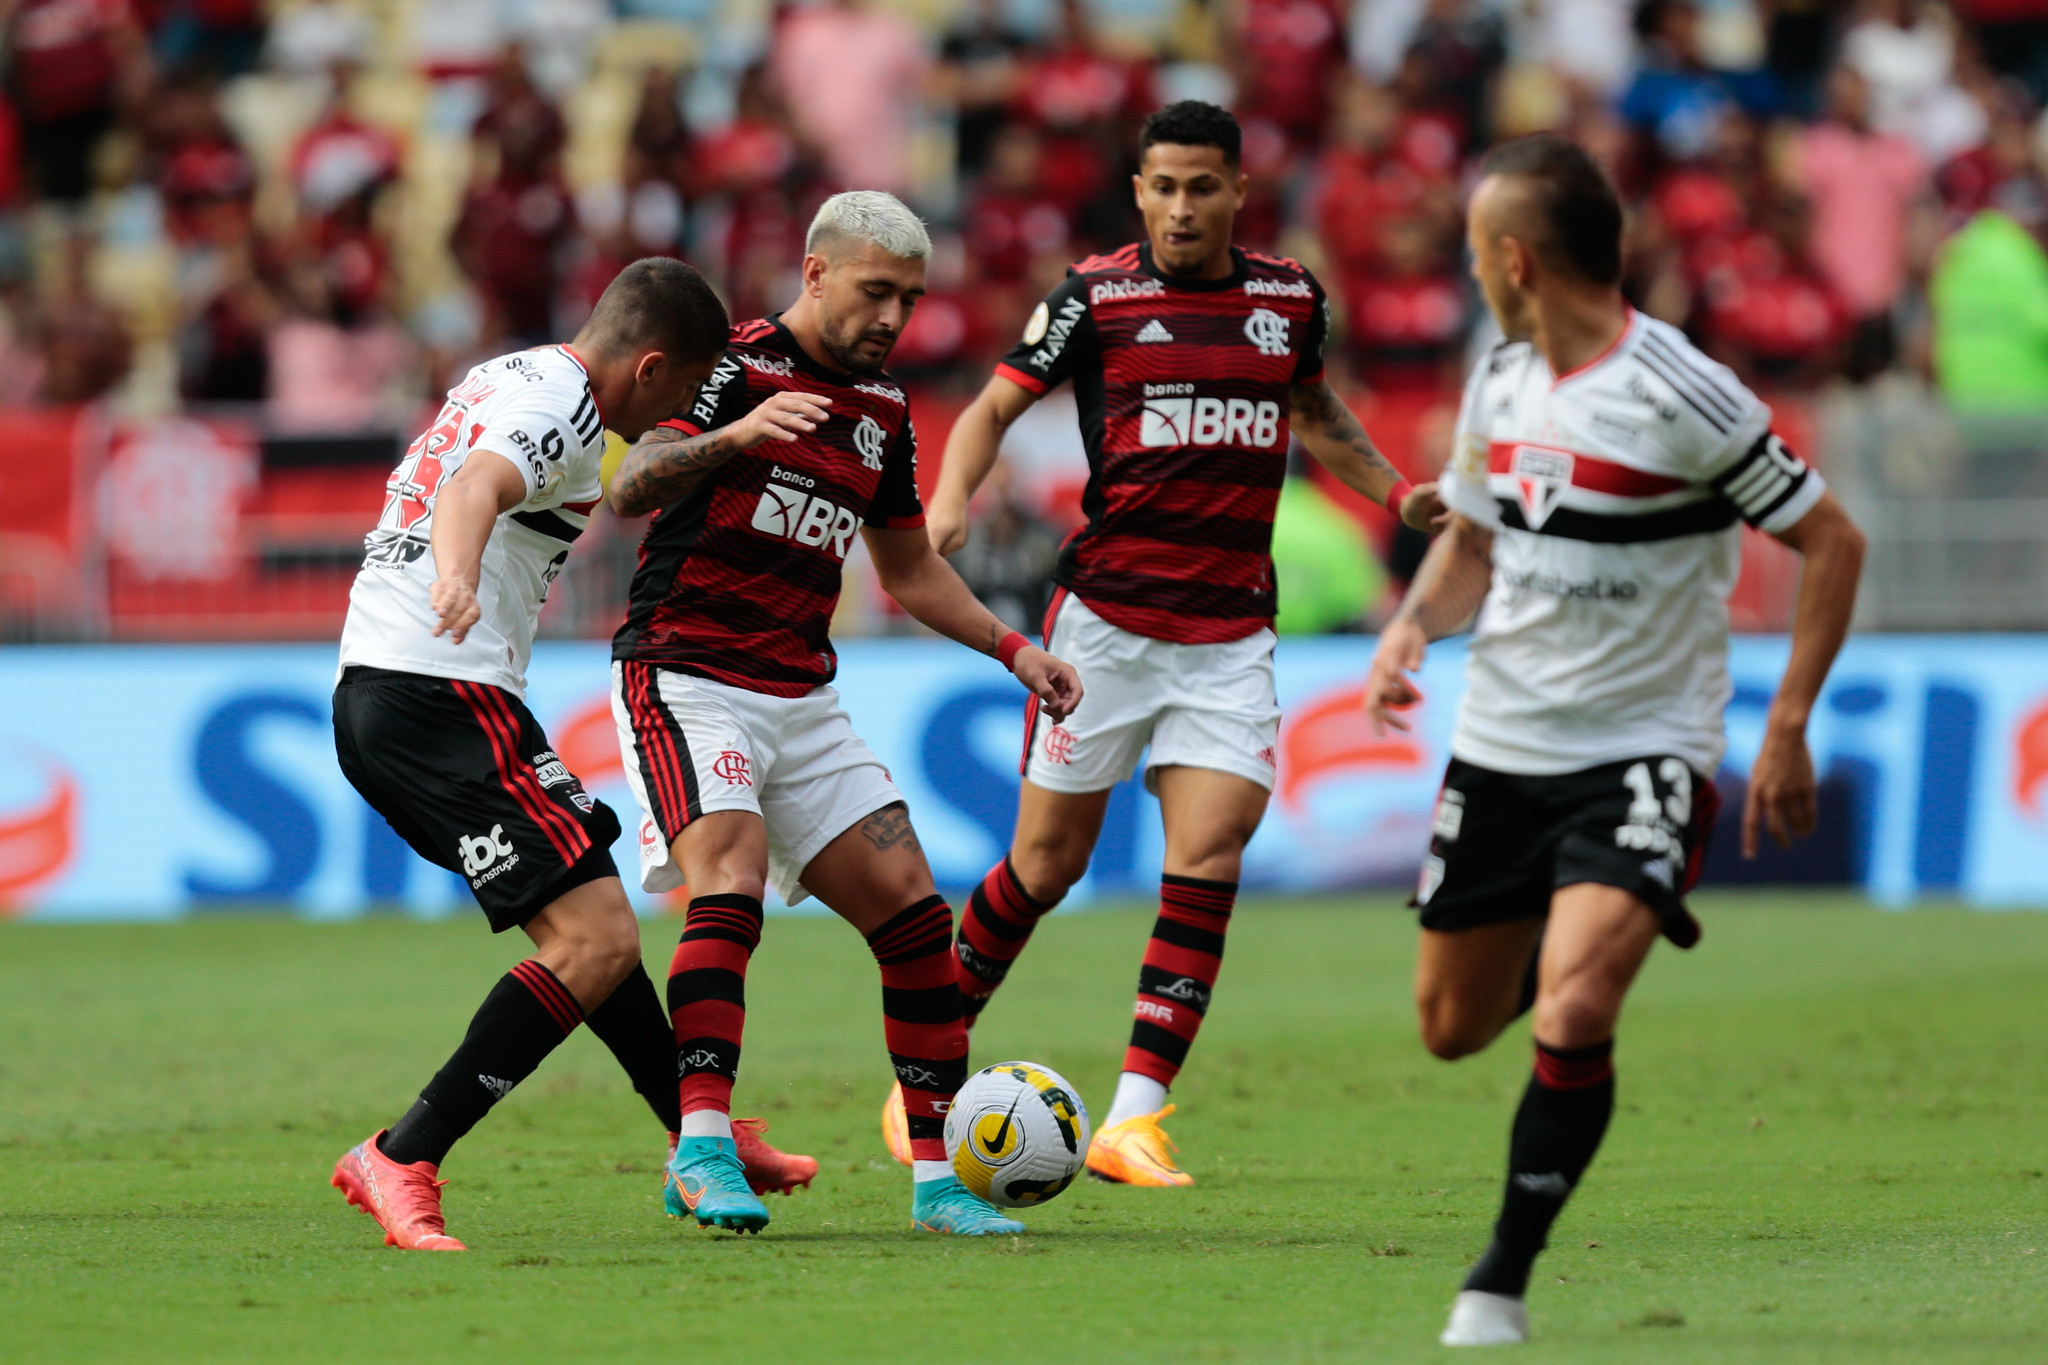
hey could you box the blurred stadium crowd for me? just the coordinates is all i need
[4,0,2048,641]
[12,0,2048,411]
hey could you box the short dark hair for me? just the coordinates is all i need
[1478,135,1624,286]
[1139,101,1241,168]
[583,256,730,362]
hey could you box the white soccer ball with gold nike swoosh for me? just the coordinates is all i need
[943,1061,1091,1208]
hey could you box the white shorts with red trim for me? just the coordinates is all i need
[611,661,902,906]
[1022,591,1281,795]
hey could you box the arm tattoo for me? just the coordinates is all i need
[1287,379,1406,502]
[1395,516,1495,641]
[609,424,743,517]
[858,802,922,854]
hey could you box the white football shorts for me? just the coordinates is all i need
[611,661,902,906]
[1022,591,1281,795]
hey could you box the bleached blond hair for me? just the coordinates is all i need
[805,190,932,262]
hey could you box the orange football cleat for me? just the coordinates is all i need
[1084,1105,1195,1187]
[331,1131,467,1250]
[732,1117,818,1195]
[880,1082,914,1167]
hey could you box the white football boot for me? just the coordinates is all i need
[1439,1290,1530,1346]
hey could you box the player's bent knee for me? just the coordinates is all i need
[1532,989,1621,1052]
[1419,1013,1496,1061]
[1011,845,1087,901]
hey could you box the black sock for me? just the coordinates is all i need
[378,959,584,1167]
[1463,1038,1615,1297]
[583,963,682,1133]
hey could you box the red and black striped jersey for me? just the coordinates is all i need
[995,242,1329,644]
[612,316,924,697]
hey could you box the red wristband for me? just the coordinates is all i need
[1386,479,1415,518]
[995,631,1029,671]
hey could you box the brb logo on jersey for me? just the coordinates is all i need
[852,414,888,470]
[1244,307,1291,357]
[751,470,859,559]
[1508,444,1575,529]
[1139,383,1281,449]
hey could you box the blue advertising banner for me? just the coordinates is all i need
[0,636,2042,918]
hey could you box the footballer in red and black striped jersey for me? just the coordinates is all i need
[611,314,925,698]
[994,241,1329,643]
[604,194,1079,1237]
[924,101,1438,1187]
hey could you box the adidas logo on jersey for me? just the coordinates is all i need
[1140,395,1282,449]
[1135,319,1174,344]
[751,484,858,558]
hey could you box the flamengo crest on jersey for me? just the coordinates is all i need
[612,316,924,698]
[338,346,607,696]
[1437,310,1826,778]
[994,243,1330,646]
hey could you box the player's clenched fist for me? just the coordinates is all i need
[1397,481,1450,533]
[1012,645,1083,724]
[1363,617,1427,735]
[731,391,832,448]
[429,577,482,644]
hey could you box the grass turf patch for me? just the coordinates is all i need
[1,893,2044,1363]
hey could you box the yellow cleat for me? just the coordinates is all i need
[1084,1104,1195,1187]
[881,1081,914,1167]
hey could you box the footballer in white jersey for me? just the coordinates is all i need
[1362,138,1866,1348]
[326,260,814,1256]
[338,345,608,695]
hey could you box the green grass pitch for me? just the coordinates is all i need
[2,894,2044,1363]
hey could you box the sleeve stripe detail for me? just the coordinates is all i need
[1639,333,1743,425]
[1748,473,1809,524]
[660,418,706,437]
[1637,350,1733,434]
[994,362,1049,395]
[1713,432,1814,525]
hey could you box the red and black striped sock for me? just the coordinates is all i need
[667,893,764,1120]
[954,857,1057,1026]
[867,895,969,1164]
[379,958,584,1167]
[1463,1038,1617,1297]
[1122,874,1236,1087]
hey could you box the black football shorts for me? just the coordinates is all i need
[1413,755,1719,947]
[333,665,621,932]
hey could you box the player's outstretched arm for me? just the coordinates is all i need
[862,524,1082,722]
[1362,513,1495,735]
[928,374,1039,555]
[607,392,834,517]
[1287,377,1445,532]
[1743,490,1867,857]
[427,449,531,644]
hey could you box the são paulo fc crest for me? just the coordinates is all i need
[1508,444,1575,530]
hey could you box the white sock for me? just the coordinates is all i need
[676,1110,733,1141]
[912,1159,954,1184]
[1102,1072,1169,1129]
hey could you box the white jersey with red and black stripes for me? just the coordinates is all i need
[338,345,608,696]
[1437,310,1824,778]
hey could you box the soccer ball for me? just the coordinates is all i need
[943,1061,1091,1208]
